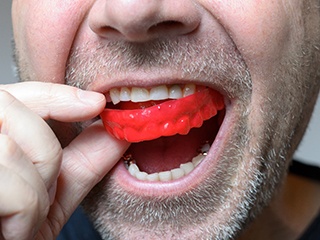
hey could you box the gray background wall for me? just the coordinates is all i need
[1,1,319,166]
[1,1,16,84]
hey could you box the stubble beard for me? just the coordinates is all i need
[67,35,318,239]
[64,38,284,239]
[63,36,318,239]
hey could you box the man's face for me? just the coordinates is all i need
[12,0,320,239]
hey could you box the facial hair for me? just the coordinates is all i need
[64,37,259,239]
[65,34,318,239]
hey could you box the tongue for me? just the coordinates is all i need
[128,117,220,174]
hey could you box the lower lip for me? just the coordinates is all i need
[110,103,234,197]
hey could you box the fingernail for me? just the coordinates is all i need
[77,89,105,105]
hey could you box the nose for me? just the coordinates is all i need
[88,0,201,42]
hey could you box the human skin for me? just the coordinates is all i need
[1,0,319,239]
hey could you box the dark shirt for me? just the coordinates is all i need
[57,207,102,240]
[299,211,320,240]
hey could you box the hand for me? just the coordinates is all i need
[0,82,129,240]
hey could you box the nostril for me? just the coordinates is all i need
[148,20,185,35]
[102,26,117,32]
[99,26,123,39]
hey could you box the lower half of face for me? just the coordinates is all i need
[71,39,318,239]
[13,1,320,239]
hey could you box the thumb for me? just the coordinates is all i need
[43,120,129,236]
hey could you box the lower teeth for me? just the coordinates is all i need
[124,142,210,182]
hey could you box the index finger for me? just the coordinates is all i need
[0,90,62,188]
[0,82,106,122]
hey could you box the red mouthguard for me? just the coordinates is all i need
[100,88,224,142]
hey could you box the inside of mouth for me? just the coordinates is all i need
[124,109,225,174]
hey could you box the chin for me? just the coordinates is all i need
[81,85,289,240]
[66,38,317,240]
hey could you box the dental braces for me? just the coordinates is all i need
[197,141,210,156]
[123,154,136,168]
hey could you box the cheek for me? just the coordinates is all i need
[12,0,94,83]
[200,0,305,101]
[202,0,293,69]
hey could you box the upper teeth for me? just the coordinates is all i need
[109,84,197,105]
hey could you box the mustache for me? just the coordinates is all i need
[65,38,252,97]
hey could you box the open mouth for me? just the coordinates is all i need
[100,84,226,184]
